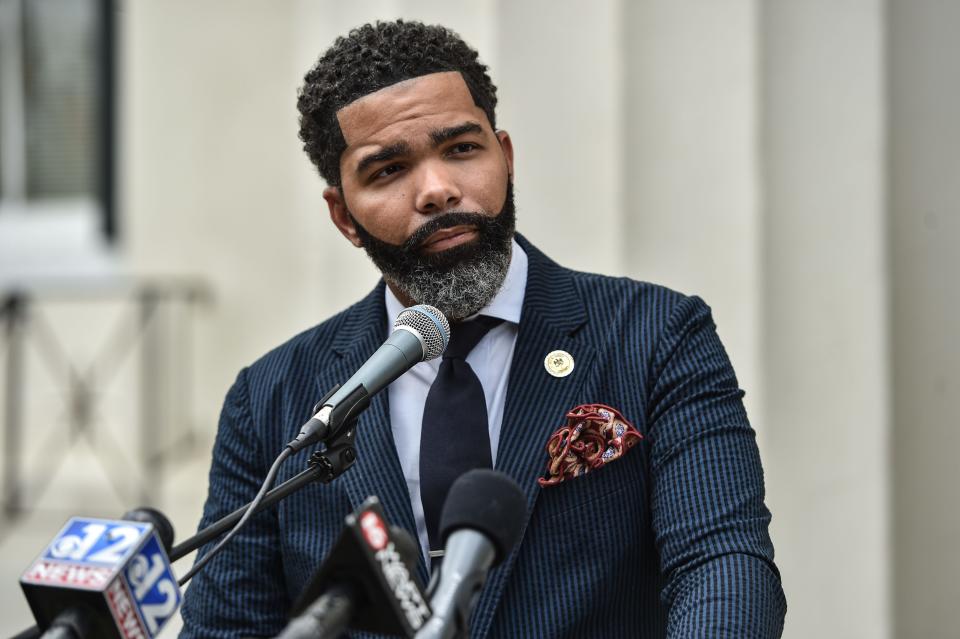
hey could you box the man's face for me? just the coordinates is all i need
[324,72,516,320]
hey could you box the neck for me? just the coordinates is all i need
[386,280,416,308]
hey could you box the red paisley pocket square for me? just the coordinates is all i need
[538,403,642,487]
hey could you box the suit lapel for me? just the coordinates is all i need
[473,236,597,638]
[313,282,430,585]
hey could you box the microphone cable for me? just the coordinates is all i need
[177,446,292,586]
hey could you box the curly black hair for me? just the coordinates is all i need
[297,20,498,186]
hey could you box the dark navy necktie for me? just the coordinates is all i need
[420,315,504,551]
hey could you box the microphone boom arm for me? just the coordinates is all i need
[170,383,361,563]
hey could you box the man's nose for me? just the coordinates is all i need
[414,161,462,213]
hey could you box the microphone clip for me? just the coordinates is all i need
[307,425,357,483]
[305,384,362,484]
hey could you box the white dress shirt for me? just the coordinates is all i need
[385,239,528,562]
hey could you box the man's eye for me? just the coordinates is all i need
[450,142,478,155]
[374,164,403,179]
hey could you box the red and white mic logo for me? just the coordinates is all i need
[359,511,388,550]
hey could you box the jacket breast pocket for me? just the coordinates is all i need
[534,453,642,523]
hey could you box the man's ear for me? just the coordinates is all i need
[496,130,515,181]
[324,186,363,247]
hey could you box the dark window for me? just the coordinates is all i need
[0,0,115,240]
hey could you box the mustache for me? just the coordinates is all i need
[402,211,494,252]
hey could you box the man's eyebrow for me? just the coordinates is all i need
[430,122,483,147]
[355,141,411,175]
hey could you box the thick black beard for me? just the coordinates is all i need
[349,181,516,320]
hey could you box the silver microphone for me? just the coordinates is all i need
[289,304,449,451]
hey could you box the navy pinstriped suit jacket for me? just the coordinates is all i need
[179,235,786,638]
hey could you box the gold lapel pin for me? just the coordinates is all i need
[544,350,575,378]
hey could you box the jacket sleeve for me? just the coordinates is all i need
[179,368,290,638]
[647,295,786,638]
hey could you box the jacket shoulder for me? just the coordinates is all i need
[567,267,698,329]
[518,234,696,324]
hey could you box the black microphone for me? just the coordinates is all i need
[416,469,527,639]
[18,508,181,639]
[276,497,431,639]
[119,508,175,555]
[289,304,449,452]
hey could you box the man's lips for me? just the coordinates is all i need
[420,225,479,253]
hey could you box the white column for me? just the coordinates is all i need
[121,0,311,417]
[621,0,762,422]
[495,0,625,276]
[760,2,890,637]
[888,2,960,636]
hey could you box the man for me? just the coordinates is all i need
[181,20,785,638]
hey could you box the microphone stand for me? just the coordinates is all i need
[170,391,359,561]
[165,381,361,562]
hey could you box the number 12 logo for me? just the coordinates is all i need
[124,535,182,634]
[47,520,147,566]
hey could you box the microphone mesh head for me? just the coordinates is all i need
[394,304,450,361]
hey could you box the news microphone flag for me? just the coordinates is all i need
[287,497,431,637]
[20,517,182,638]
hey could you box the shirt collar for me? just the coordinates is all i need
[384,237,528,327]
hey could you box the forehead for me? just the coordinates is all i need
[336,71,488,150]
